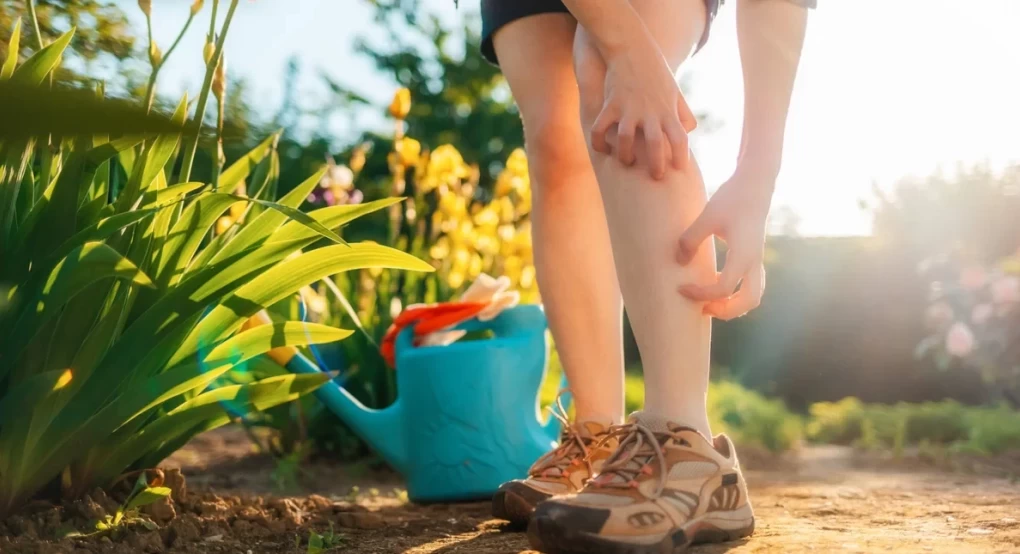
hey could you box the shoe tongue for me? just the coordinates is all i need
[627,411,672,433]
[576,419,612,439]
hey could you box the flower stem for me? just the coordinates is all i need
[179,0,238,184]
[27,0,44,50]
[144,12,198,113]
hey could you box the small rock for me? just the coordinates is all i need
[72,495,107,521]
[1001,517,1018,526]
[128,530,165,553]
[269,497,298,515]
[197,501,227,517]
[967,528,993,536]
[204,534,224,542]
[307,494,332,512]
[99,536,113,544]
[266,518,287,534]
[90,488,121,515]
[332,501,367,513]
[337,511,385,530]
[141,495,177,524]
[270,497,303,527]
[946,516,956,522]
[6,515,38,539]
[167,516,201,546]
[237,506,263,522]
[162,469,187,503]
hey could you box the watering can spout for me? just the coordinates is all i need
[286,353,410,474]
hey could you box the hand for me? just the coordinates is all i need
[676,165,776,320]
[591,39,698,180]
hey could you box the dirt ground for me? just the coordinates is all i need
[2,428,1019,554]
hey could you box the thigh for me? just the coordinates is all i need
[491,13,579,132]
[573,0,708,113]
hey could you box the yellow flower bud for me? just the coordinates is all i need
[138,0,152,17]
[215,216,232,235]
[388,87,411,120]
[148,42,163,67]
[211,53,227,101]
[395,137,421,167]
[350,143,370,174]
[203,41,215,65]
[190,0,204,16]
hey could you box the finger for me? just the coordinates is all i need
[591,103,618,155]
[617,116,637,166]
[679,261,745,302]
[704,264,765,320]
[663,120,689,171]
[677,95,698,133]
[644,119,666,180]
[676,210,714,265]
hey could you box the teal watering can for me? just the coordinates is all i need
[285,304,566,502]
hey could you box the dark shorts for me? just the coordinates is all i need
[480,0,723,66]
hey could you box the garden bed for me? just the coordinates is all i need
[2,429,1020,553]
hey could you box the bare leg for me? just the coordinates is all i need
[573,0,717,436]
[493,15,625,425]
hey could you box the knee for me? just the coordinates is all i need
[522,111,590,184]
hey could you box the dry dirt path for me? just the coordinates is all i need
[3,431,1019,553]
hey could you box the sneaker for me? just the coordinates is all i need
[492,420,616,528]
[527,412,755,553]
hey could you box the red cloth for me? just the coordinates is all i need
[380,302,488,368]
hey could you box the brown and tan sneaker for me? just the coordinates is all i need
[527,412,754,553]
[492,420,616,528]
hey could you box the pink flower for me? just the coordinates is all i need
[990,276,1019,305]
[971,303,993,325]
[925,302,954,328]
[945,322,975,357]
[959,266,987,290]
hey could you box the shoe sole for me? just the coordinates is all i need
[491,486,544,530]
[527,505,755,554]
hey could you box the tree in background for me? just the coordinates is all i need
[327,0,521,194]
[866,164,1020,266]
[0,0,134,79]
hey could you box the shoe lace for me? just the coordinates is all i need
[527,389,595,480]
[589,423,679,498]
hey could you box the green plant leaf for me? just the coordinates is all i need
[218,133,278,191]
[124,487,171,512]
[155,192,240,288]
[171,242,433,365]
[203,167,327,267]
[11,28,74,86]
[102,374,330,479]
[0,242,153,376]
[115,96,188,212]
[228,194,347,246]
[1,18,21,80]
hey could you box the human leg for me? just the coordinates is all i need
[488,12,625,526]
[573,0,717,436]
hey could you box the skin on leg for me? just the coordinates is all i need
[573,0,717,436]
[492,15,625,425]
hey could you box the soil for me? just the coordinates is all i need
[2,428,1019,554]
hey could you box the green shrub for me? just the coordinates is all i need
[0,26,431,517]
[806,398,1020,454]
[708,380,803,453]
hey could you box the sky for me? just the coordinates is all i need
[134,0,1020,236]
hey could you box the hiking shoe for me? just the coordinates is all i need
[492,420,616,528]
[527,412,755,553]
